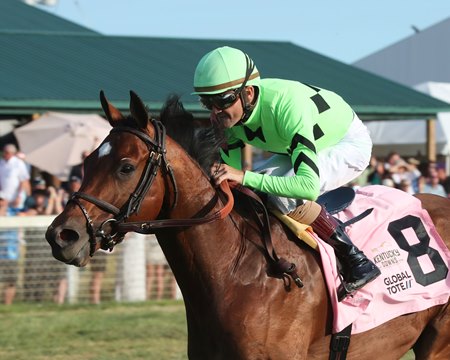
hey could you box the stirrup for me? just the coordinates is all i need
[336,272,355,302]
[337,281,355,302]
[336,265,381,302]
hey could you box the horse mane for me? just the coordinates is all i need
[158,94,223,173]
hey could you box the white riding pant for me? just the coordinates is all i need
[254,114,372,214]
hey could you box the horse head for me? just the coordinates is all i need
[46,91,174,266]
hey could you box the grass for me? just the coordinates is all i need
[0,301,188,360]
[0,301,415,360]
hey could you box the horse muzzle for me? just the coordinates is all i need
[45,222,92,267]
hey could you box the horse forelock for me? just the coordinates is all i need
[107,113,145,130]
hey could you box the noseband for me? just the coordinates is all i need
[70,118,177,256]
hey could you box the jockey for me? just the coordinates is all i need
[192,46,380,298]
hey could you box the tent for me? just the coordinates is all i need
[365,82,450,159]
[14,112,110,181]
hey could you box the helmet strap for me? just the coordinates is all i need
[238,54,256,122]
[239,87,257,122]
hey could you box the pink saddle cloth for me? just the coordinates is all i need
[315,185,450,334]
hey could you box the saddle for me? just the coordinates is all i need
[316,186,356,215]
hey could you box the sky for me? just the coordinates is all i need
[34,0,450,64]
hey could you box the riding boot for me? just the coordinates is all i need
[293,205,381,300]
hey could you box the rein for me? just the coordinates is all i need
[116,180,234,233]
[69,118,301,288]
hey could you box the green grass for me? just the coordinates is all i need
[0,301,188,360]
[0,301,415,360]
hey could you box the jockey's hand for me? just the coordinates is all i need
[211,162,244,186]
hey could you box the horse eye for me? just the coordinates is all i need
[120,163,135,174]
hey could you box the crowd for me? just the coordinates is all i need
[0,143,80,216]
[0,143,177,305]
[351,151,450,197]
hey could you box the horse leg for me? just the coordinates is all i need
[413,303,450,360]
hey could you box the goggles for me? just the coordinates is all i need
[200,88,241,110]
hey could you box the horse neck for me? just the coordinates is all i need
[157,141,243,297]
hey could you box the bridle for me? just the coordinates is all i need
[70,118,233,256]
[70,118,173,255]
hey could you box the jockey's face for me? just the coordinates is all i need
[208,86,254,129]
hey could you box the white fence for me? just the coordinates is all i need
[0,216,180,305]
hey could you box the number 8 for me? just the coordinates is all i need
[388,215,448,286]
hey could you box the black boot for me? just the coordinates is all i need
[310,207,381,300]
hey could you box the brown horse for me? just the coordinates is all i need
[46,91,450,359]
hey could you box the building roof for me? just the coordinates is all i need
[1,1,449,119]
[354,17,450,87]
[1,0,98,34]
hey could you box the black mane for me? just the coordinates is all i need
[158,95,222,173]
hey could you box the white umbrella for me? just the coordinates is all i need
[14,112,111,181]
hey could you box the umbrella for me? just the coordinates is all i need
[14,112,111,181]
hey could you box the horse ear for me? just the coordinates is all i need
[129,91,149,129]
[100,90,124,127]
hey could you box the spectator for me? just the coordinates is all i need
[89,251,108,304]
[405,158,422,193]
[422,169,447,197]
[19,188,67,304]
[19,186,62,216]
[419,160,438,179]
[0,144,31,210]
[55,176,80,208]
[367,156,387,185]
[16,151,32,175]
[389,159,421,193]
[382,178,395,188]
[67,175,82,195]
[146,235,177,300]
[22,224,68,305]
[436,166,450,197]
[398,179,415,194]
[24,177,47,208]
[417,175,426,193]
[0,191,21,305]
[384,151,403,173]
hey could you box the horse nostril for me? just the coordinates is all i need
[59,228,80,243]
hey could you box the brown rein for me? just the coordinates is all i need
[70,119,302,288]
[115,180,234,233]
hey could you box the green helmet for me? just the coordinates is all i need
[193,46,260,95]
